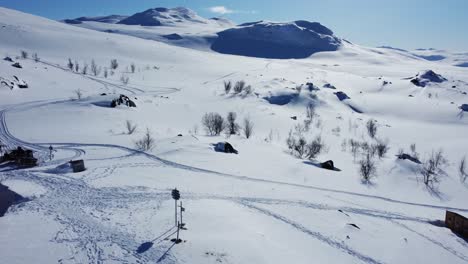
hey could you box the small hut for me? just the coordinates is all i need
[445,211,468,238]
[70,160,86,173]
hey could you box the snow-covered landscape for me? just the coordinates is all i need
[0,5,467,264]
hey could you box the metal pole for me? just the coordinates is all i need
[180,201,183,227]
[176,221,180,242]
[175,199,178,227]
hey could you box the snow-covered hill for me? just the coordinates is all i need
[212,20,342,59]
[1,6,468,264]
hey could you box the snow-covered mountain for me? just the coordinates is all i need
[212,20,342,59]
[63,7,234,51]
[1,6,468,264]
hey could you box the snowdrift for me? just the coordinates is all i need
[211,20,342,59]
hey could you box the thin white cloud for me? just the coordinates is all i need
[208,6,234,15]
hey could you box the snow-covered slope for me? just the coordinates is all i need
[212,20,342,59]
[1,6,468,264]
[381,46,468,68]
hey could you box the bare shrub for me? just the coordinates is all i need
[32,53,40,62]
[459,156,467,183]
[74,61,79,72]
[130,63,136,73]
[233,80,246,94]
[135,128,155,151]
[91,59,101,76]
[74,89,83,100]
[202,112,225,136]
[359,152,376,183]
[120,75,129,85]
[349,139,361,160]
[81,63,88,75]
[125,120,137,135]
[67,58,74,71]
[110,59,119,70]
[226,112,239,135]
[242,116,254,139]
[286,127,325,159]
[366,119,377,138]
[373,140,390,159]
[224,81,232,94]
[420,149,447,189]
[244,85,253,95]
[306,103,316,121]
[296,85,302,94]
[374,140,389,159]
[306,135,325,159]
[410,143,420,160]
[20,50,28,59]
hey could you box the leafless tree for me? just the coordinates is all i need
[67,58,74,71]
[135,128,155,151]
[242,116,254,139]
[366,119,377,138]
[91,59,101,76]
[306,136,325,159]
[20,50,28,59]
[421,149,447,189]
[226,112,239,135]
[32,53,40,62]
[202,112,225,136]
[125,120,137,135]
[360,152,376,183]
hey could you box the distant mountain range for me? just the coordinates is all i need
[62,7,467,64]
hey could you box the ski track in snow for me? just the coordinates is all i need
[1,65,468,263]
[237,200,384,264]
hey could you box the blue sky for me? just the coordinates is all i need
[0,0,466,51]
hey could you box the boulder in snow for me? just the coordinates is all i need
[321,160,335,170]
[214,142,238,154]
[11,62,22,69]
[335,91,350,101]
[410,70,447,87]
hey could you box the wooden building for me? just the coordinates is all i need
[445,211,468,238]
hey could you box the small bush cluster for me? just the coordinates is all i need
[224,80,253,96]
[286,127,326,160]
[202,112,226,136]
[420,149,447,189]
[135,128,155,151]
[201,112,254,138]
